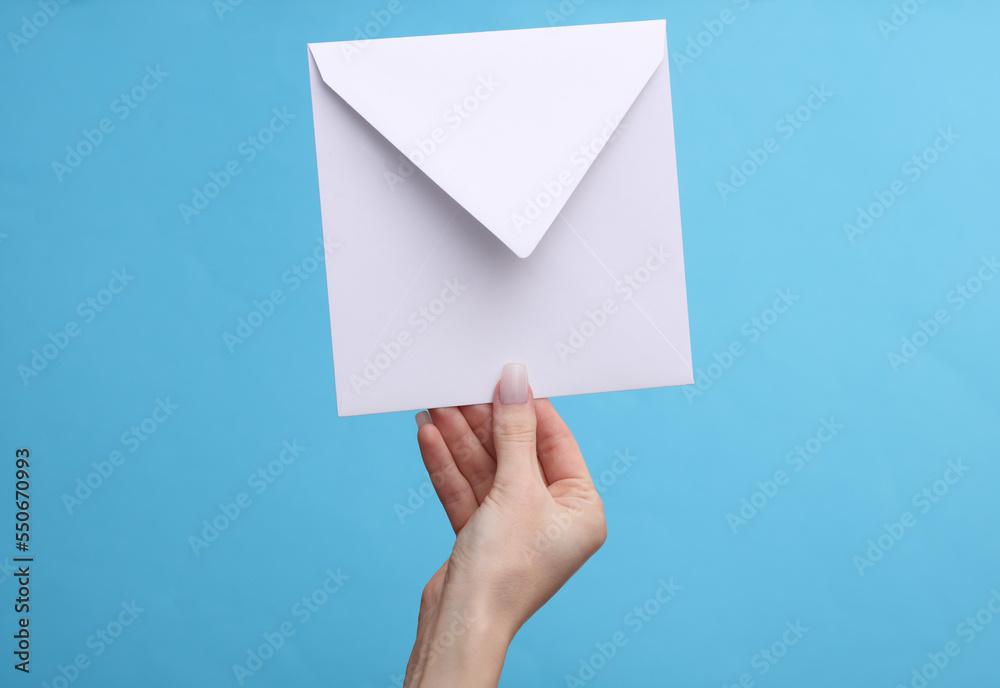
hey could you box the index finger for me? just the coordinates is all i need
[534,398,592,485]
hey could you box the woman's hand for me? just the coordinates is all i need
[404,363,607,687]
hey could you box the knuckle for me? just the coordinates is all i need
[495,416,536,444]
[577,514,607,554]
[578,493,607,551]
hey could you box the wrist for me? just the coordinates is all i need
[411,588,516,687]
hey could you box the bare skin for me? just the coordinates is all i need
[404,363,607,687]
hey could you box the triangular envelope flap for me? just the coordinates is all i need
[309,20,665,258]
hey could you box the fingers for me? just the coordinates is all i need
[492,363,538,484]
[416,414,478,533]
[428,406,496,503]
[458,403,496,459]
[535,399,592,485]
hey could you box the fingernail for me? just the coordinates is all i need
[415,410,431,427]
[500,363,528,405]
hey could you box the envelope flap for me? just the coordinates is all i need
[309,20,665,258]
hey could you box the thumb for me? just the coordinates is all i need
[492,363,537,483]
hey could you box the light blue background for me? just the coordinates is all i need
[1,1,998,686]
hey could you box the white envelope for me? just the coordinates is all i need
[307,19,692,417]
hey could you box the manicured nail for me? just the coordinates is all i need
[415,410,431,427]
[500,363,528,405]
